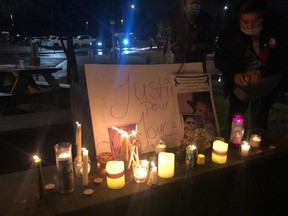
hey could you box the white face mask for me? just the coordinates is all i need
[240,27,263,36]
[189,4,200,16]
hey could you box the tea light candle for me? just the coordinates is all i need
[76,122,82,162]
[250,134,261,148]
[197,154,205,165]
[158,152,175,178]
[240,141,250,157]
[82,148,89,186]
[212,140,229,164]
[33,155,44,198]
[106,161,125,189]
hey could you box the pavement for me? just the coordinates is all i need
[51,48,221,84]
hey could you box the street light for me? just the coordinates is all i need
[10,14,14,27]
[86,21,89,32]
[121,19,124,32]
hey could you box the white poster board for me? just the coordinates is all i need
[85,63,219,156]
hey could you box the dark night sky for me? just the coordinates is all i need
[2,0,287,39]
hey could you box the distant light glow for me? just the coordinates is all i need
[224,5,228,10]
[123,39,129,46]
[131,4,135,9]
[97,42,102,46]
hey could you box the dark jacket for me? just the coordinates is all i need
[171,10,213,63]
[214,12,288,95]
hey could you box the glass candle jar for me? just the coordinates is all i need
[54,142,74,194]
[229,113,244,148]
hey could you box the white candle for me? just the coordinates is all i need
[106,161,125,189]
[82,148,89,186]
[149,162,158,185]
[212,140,228,164]
[76,122,82,162]
[158,152,175,178]
[240,141,250,157]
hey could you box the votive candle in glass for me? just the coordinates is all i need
[250,134,261,148]
[54,142,74,194]
[133,160,149,183]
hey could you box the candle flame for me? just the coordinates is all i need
[191,144,197,150]
[33,155,40,160]
[242,141,249,145]
[33,155,41,163]
[76,121,81,126]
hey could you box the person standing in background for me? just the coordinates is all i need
[170,0,213,64]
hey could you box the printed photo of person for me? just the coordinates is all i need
[183,114,204,130]
[186,91,218,141]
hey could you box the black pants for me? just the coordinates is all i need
[228,87,280,133]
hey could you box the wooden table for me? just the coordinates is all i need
[0,64,62,95]
[0,65,69,116]
[0,131,287,216]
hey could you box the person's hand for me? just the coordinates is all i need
[244,69,262,85]
[234,69,261,87]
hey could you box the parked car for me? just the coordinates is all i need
[41,36,67,49]
[73,35,96,48]
[30,36,47,46]
[90,38,106,49]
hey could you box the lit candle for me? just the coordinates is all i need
[197,154,205,165]
[82,148,89,186]
[76,122,82,162]
[33,155,44,198]
[106,161,125,189]
[149,161,158,185]
[250,134,261,148]
[54,142,74,194]
[186,144,197,170]
[240,141,250,157]
[133,160,148,183]
[158,152,175,178]
[212,140,229,164]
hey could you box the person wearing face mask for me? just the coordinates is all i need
[214,0,288,133]
[170,0,213,65]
